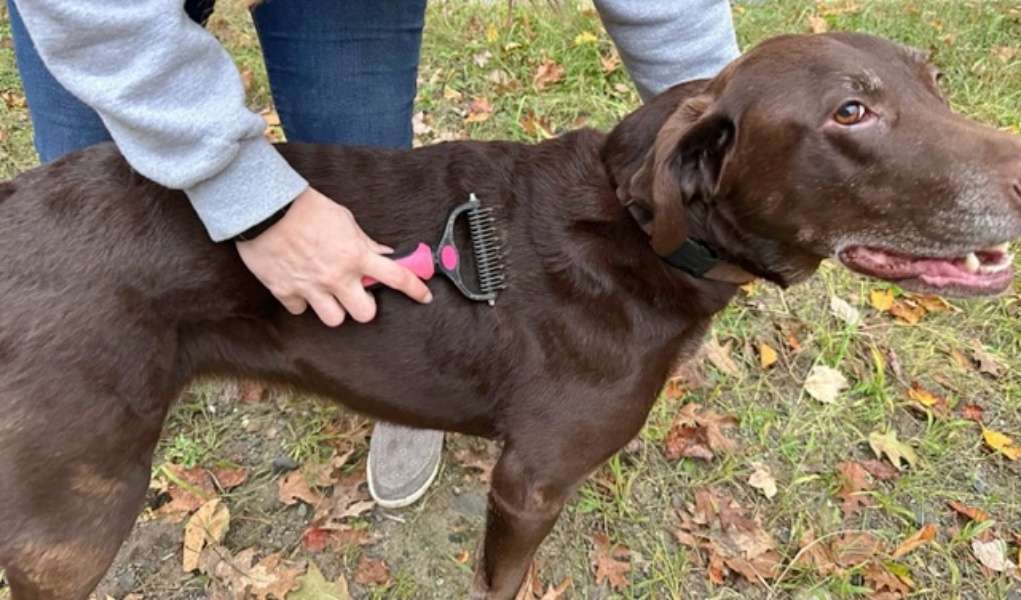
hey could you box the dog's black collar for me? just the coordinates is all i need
[661,238,723,277]
[621,202,756,284]
[660,238,757,284]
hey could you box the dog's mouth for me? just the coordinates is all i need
[838,242,1015,296]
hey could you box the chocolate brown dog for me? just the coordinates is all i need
[1,32,1020,599]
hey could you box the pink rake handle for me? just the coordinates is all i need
[361,242,437,287]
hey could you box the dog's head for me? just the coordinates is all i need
[608,32,1021,296]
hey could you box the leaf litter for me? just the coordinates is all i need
[663,403,738,461]
[674,488,783,584]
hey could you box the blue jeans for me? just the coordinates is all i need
[6,0,426,162]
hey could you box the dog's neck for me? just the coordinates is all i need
[622,202,756,285]
[657,237,758,285]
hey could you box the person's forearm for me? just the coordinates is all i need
[14,0,307,240]
[594,0,739,101]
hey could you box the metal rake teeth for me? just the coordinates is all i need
[467,203,506,296]
[465,195,506,304]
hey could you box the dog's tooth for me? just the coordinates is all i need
[993,242,1011,253]
[976,252,1015,274]
[963,252,981,273]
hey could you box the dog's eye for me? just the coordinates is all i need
[833,101,868,126]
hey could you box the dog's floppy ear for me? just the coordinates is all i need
[623,95,734,255]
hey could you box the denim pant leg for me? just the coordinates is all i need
[252,0,427,149]
[6,0,217,162]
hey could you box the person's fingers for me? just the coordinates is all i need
[333,282,378,323]
[306,291,347,327]
[235,187,433,326]
[278,294,309,316]
[361,251,434,305]
[369,239,394,255]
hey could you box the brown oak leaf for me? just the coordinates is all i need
[835,461,872,516]
[354,554,391,586]
[675,488,782,584]
[663,403,737,460]
[948,500,990,523]
[589,533,631,591]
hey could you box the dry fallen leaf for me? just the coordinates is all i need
[182,498,230,572]
[948,500,990,523]
[454,444,498,483]
[860,459,899,481]
[518,109,555,139]
[910,293,952,313]
[831,531,884,566]
[960,403,984,423]
[538,577,572,600]
[949,347,973,370]
[411,111,433,136]
[589,533,631,591]
[663,403,738,460]
[1,90,26,108]
[260,108,283,142]
[906,382,949,416]
[153,464,248,521]
[889,298,925,324]
[704,336,742,377]
[981,427,1021,460]
[747,464,777,499]
[198,547,302,600]
[236,380,267,404]
[969,340,1002,377]
[797,529,908,598]
[484,23,499,43]
[758,342,778,369]
[830,295,861,327]
[892,523,938,558]
[465,96,493,123]
[835,461,872,516]
[972,538,1013,572]
[869,288,894,312]
[354,554,391,586]
[204,465,247,490]
[532,58,565,90]
[869,430,919,471]
[302,526,332,552]
[803,365,849,404]
[473,49,493,67]
[278,469,321,506]
[793,529,840,575]
[662,360,708,400]
[675,488,782,584]
[290,561,351,600]
[863,560,912,598]
[599,52,620,73]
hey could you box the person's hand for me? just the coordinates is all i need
[236,186,433,326]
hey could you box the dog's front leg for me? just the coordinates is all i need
[468,439,578,600]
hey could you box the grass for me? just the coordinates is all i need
[1,0,1020,598]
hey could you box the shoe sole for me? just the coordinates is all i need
[367,454,442,509]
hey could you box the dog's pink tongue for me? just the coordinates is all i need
[840,245,1013,291]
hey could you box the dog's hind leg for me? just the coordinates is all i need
[0,338,180,600]
[0,400,168,600]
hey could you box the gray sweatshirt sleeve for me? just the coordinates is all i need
[13,0,308,241]
[594,0,739,101]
